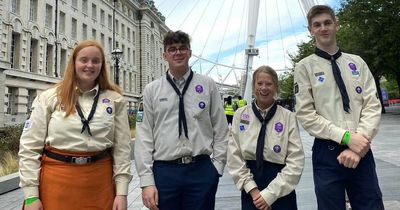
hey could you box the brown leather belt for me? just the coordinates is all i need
[44,149,109,165]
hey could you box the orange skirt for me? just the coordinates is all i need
[39,146,114,210]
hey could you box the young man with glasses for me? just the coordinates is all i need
[135,30,228,210]
[294,5,384,210]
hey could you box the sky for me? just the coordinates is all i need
[153,0,341,85]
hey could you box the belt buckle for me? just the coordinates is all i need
[72,156,90,165]
[180,156,193,164]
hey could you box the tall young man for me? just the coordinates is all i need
[134,30,228,210]
[294,5,384,210]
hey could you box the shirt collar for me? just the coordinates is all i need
[77,84,99,98]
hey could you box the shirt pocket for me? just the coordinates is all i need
[191,94,210,120]
[265,131,288,164]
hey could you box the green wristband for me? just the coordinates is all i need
[25,197,39,205]
[342,131,350,145]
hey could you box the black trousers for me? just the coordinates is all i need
[241,160,298,210]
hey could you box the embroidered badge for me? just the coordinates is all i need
[355,86,362,94]
[275,122,283,133]
[273,145,281,153]
[195,85,203,94]
[294,82,299,94]
[102,98,110,103]
[23,119,31,131]
[348,62,357,71]
[106,107,113,114]
[159,98,168,102]
[240,120,249,125]
[199,101,206,109]
[316,74,326,83]
[241,113,250,121]
[239,124,245,132]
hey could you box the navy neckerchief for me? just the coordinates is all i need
[166,70,194,139]
[75,89,100,136]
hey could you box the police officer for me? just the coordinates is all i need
[227,65,304,210]
[134,30,228,210]
[294,5,384,210]
[237,95,247,108]
[224,96,235,125]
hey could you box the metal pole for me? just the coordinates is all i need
[115,57,120,85]
[54,0,58,77]
[113,0,117,84]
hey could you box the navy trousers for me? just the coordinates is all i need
[153,157,220,210]
[312,139,384,210]
[241,160,298,210]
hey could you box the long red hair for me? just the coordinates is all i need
[56,40,121,117]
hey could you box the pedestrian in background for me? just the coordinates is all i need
[18,40,133,210]
[228,65,304,210]
[294,5,384,210]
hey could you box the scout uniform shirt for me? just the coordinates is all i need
[227,103,305,206]
[294,53,381,143]
[135,70,229,188]
[19,85,133,199]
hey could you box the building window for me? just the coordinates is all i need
[71,18,77,39]
[121,24,125,38]
[101,33,105,47]
[11,33,21,69]
[71,0,78,8]
[123,71,127,90]
[29,0,38,21]
[127,28,131,40]
[108,37,112,52]
[127,47,131,63]
[11,0,20,14]
[132,50,135,65]
[92,29,96,39]
[46,44,54,76]
[100,9,105,25]
[30,38,39,73]
[133,31,135,42]
[82,0,88,14]
[27,89,37,112]
[60,49,67,76]
[82,24,87,40]
[45,4,53,28]
[6,88,17,115]
[92,3,97,20]
[115,20,119,34]
[108,14,112,29]
[59,11,66,34]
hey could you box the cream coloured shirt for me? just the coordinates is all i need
[294,53,381,143]
[227,103,305,206]
[18,85,133,198]
[134,70,229,187]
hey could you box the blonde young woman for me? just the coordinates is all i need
[227,66,304,210]
[19,40,132,210]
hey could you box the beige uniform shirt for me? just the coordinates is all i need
[294,53,381,143]
[227,103,305,206]
[19,85,133,198]
[135,70,229,187]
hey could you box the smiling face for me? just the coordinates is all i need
[308,13,339,50]
[253,67,278,110]
[74,46,103,91]
[163,43,191,74]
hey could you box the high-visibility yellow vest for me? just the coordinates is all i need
[238,99,247,108]
[224,102,235,116]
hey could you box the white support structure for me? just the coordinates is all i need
[243,0,260,102]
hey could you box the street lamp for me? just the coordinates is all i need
[111,48,123,85]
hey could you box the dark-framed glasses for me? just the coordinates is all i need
[166,46,190,55]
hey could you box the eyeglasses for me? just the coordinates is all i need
[166,46,190,55]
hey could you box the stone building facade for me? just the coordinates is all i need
[0,0,169,126]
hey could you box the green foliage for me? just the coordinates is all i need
[382,77,400,99]
[128,114,136,129]
[288,37,315,65]
[279,70,295,100]
[0,124,23,159]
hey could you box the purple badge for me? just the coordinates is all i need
[239,124,245,131]
[102,98,110,103]
[195,85,203,94]
[355,86,362,94]
[348,62,357,71]
[275,122,283,133]
[199,101,206,109]
[273,145,281,153]
[106,107,113,114]
[241,113,250,121]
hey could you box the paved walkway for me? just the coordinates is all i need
[1,107,399,210]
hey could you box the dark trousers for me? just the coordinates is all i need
[153,157,220,210]
[312,139,384,210]
[241,160,298,210]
